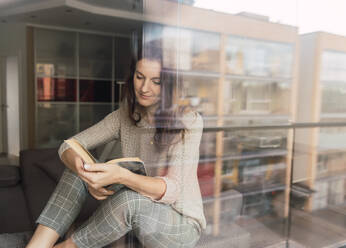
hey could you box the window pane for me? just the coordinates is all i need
[225,80,290,115]
[36,29,76,77]
[180,75,218,116]
[79,104,113,131]
[321,51,346,114]
[115,37,132,80]
[191,30,220,72]
[79,33,113,79]
[226,36,293,78]
[321,51,346,82]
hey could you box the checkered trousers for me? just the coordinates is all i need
[36,168,201,248]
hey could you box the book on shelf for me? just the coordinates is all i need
[64,138,147,191]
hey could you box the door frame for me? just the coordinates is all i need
[0,56,8,154]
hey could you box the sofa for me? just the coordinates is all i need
[0,148,114,247]
[0,148,248,248]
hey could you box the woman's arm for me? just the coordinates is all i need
[81,112,203,203]
[153,112,203,204]
[58,109,122,199]
[60,148,115,200]
[120,171,167,200]
[60,148,84,174]
[58,108,122,165]
[80,163,166,200]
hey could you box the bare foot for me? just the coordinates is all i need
[53,238,77,248]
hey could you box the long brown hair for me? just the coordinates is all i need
[122,40,186,151]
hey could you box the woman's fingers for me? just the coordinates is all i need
[98,188,115,196]
[75,156,85,173]
[84,163,107,172]
[88,186,113,200]
[78,169,101,187]
[78,172,94,186]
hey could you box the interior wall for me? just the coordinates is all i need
[6,56,20,155]
[0,22,28,154]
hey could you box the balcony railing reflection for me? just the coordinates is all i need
[197,121,346,248]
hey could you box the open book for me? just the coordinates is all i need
[64,138,147,191]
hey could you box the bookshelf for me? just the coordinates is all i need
[33,27,131,148]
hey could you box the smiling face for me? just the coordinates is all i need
[134,59,161,109]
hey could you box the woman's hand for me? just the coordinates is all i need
[61,148,85,175]
[61,149,116,200]
[74,159,116,200]
[80,163,129,190]
[87,185,114,200]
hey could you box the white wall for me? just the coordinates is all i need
[0,22,28,155]
[6,56,20,155]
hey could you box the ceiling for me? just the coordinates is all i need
[0,0,145,35]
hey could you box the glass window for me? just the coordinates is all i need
[79,104,112,131]
[321,51,346,114]
[321,50,346,82]
[225,80,290,115]
[25,2,346,248]
[34,28,125,148]
[190,30,220,72]
[226,36,293,78]
[115,37,132,80]
[79,33,113,79]
[321,81,346,113]
[36,103,77,148]
[144,24,220,72]
[36,29,76,77]
[180,74,219,116]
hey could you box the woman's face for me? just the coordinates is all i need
[134,59,161,109]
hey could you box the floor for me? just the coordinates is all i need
[267,205,346,248]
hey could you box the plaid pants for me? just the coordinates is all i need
[36,168,201,248]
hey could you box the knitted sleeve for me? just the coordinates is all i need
[154,112,203,204]
[57,108,121,159]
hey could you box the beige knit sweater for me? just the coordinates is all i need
[58,104,206,230]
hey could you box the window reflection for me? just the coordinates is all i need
[79,104,112,131]
[79,80,112,102]
[322,51,346,81]
[35,29,76,77]
[321,51,346,114]
[17,1,345,247]
[191,30,220,72]
[227,36,293,78]
[79,34,113,79]
[225,80,290,115]
[180,75,218,116]
[36,103,77,148]
[37,78,77,102]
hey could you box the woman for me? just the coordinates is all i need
[26,42,205,248]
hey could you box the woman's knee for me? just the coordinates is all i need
[109,188,146,205]
[61,168,87,188]
[107,189,151,216]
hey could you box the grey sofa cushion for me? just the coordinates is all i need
[0,184,32,233]
[34,154,65,184]
[20,148,100,231]
[0,231,33,248]
[0,165,20,187]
